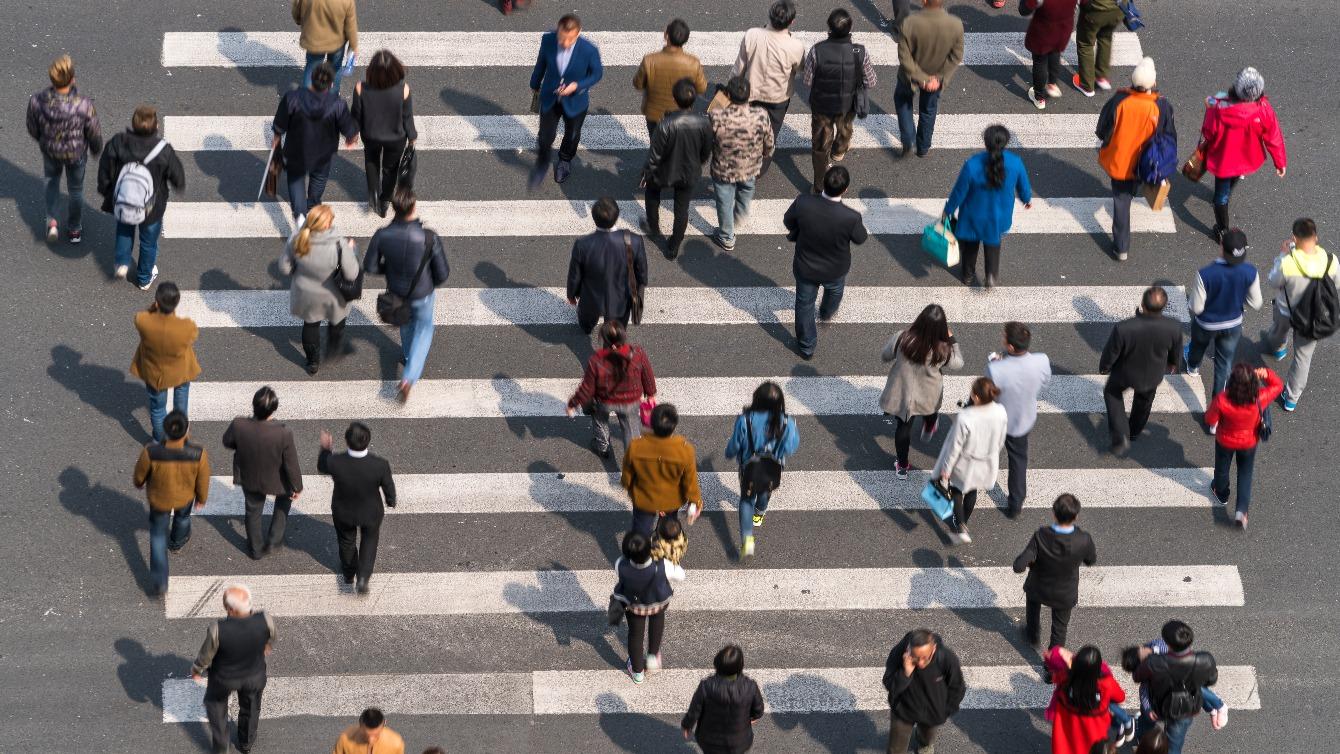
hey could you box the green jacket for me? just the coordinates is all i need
[1083,0,1122,13]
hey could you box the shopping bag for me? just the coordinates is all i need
[921,479,954,521]
[921,217,960,269]
[707,86,730,111]
[1142,179,1170,211]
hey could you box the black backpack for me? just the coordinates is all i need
[1286,251,1340,341]
[1149,653,1209,721]
[739,414,784,497]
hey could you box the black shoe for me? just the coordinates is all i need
[798,350,814,361]
[589,439,612,459]
[915,150,929,158]
[355,577,370,594]
[897,147,914,159]
[985,273,998,290]
[528,164,547,192]
[304,361,319,376]
[1004,503,1022,519]
[377,202,389,218]
[1110,438,1130,455]
[666,244,680,261]
[554,159,572,184]
[1021,625,1042,649]
[248,549,264,561]
[342,572,356,585]
[960,271,976,287]
[639,218,664,241]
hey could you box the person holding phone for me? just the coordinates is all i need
[529,14,604,189]
[882,629,966,754]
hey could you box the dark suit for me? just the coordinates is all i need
[1098,311,1183,446]
[222,417,303,558]
[1013,525,1097,648]
[530,32,604,167]
[782,193,869,357]
[567,229,649,333]
[318,448,396,583]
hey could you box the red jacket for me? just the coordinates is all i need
[1204,370,1283,450]
[568,344,656,408]
[1045,646,1125,754]
[1200,95,1287,178]
[1023,0,1080,55]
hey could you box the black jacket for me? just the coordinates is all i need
[643,109,713,188]
[882,632,966,727]
[567,229,649,324]
[809,36,863,116]
[1098,312,1183,391]
[96,130,185,225]
[784,193,869,282]
[273,87,358,174]
[221,417,303,497]
[1134,651,1218,719]
[1013,525,1097,609]
[681,673,765,751]
[318,449,396,527]
[363,218,450,300]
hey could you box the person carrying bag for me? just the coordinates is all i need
[725,382,799,558]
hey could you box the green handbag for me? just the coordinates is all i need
[921,216,960,268]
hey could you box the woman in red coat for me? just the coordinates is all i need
[1022,0,1080,109]
[1045,645,1125,754]
[1204,364,1283,529]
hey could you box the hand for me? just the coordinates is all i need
[902,650,916,676]
[344,136,360,148]
[408,139,416,146]
[319,430,333,451]
[682,729,692,741]
[566,406,577,418]
[1023,202,1033,210]
[1277,166,1287,178]
[567,297,577,306]
[290,492,301,502]
[191,673,204,682]
[940,473,951,485]
[194,501,206,510]
[1254,367,1271,381]
[558,82,578,97]
[924,76,941,92]
[270,135,282,151]
[1281,240,1294,256]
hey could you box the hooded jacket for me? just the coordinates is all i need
[1200,95,1287,178]
[27,86,102,163]
[1013,525,1097,609]
[642,109,713,188]
[567,344,657,408]
[96,130,185,225]
[273,87,358,174]
[681,673,765,751]
[882,632,966,727]
[1097,89,1174,180]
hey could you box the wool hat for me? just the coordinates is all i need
[1131,57,1157,90]
[1234,67,1265,101]
[1222,228,1249,264]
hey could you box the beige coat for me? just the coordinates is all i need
[732,27,805,104]
[292,0,358,53]
[879,331,964,419]
[932,402,1008,493]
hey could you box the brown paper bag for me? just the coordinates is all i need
[1143,179,1170,211]
[707,88,730,111]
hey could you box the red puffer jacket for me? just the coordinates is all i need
[1204,370,1283,450]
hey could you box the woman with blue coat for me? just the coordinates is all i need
[942,125,1033,289]
[725,381,800,558]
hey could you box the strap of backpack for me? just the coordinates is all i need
[744,412,755,462]
[408,229,435,292]
[853,46,867,91]
[143,139,168,165]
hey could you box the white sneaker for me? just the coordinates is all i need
[1096,77,1113,91]
[137,265,159,291]
[1045,83,1063,99]
[46,220,59,241]
[645,653,662,672]
[114,265,130,280]
[1212,706,1228,730]
[1027,87,1046,110]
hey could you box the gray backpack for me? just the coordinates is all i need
[113,139,168,225]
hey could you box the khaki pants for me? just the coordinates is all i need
[888,716,940,754]
[811,112,856,192]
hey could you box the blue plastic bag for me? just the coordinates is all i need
[1122,0,1145,31]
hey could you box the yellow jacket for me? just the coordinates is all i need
[621,434,701,514]
[332,725,404,754]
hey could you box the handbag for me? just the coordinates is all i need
[1256,398,1273,442]
[639,396,657,428]
[261,144,284,200]
[920,479,954,521]
[394,143,416,193]
[1181,143,1207,182]
[739,414,784,497]
[852,46,869,119]
[624,231,645,326]
[606,594,625,626]
[375,230,435,325]
[330,240,365,303]
[1121,0,1145,31]
[529,90,541,115]
[921,216,960,268]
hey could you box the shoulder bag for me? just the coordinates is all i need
[376,230,435,325]
[1256,393,1273,442]
[852,46,869,119]
[740,414,784,496]
[624,231,645,326]
[330,240,365,303]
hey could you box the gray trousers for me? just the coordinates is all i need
[888,715,940,754]
[1264,307,1319,402]
[592,401,641,453]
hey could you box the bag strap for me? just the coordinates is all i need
[143,139,168,165]
[744,412,755,461]
[624,231,639,298]
[408,228,435,292]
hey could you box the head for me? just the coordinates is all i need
[598,318,628,349]
[1161,620,1194,653]
[906,629,938,668]
[1131,57,1157,91]
[725,74,751,105]
[222,584,252,616]
[1065,645,1104,713]
[983,124,1011,189]
[1135,727,1171,754]
[650,403,679,438]
[293,204,335,257]
[768,0,797,30]
[556,14,582,48]
[345,422,371,452]
[714,644,745,676]
[657,516,683,542]
[1120,646,1142,673]
[163,410,189,442]
[366,49,406,90]
[822,165,851,198]
[1140,286,1168,315]
[621,530,652,564]
[1224,363,1260,406]
[154,281,180,315]
[1053,493,1080,525]
[902,303,952,365]
[252,386,279,421]
[1003,321,1031,354]
[392,187,418,220]
[1090,743,1119,754]
[665,18,690,48]
[672,77,698,110]
[1221,228,1249,264]
[48,54,74,89]
[131,105,159,136]
[359,708,387,742]
[1233,66,1265,102]
[827,8,853,37]
[970,376,1001,406]
[592,196,620,230]
[310,62,335,93]
[1292,217,1318,249]
[922,0,945,8]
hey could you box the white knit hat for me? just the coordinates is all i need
[1131,57,1157,90]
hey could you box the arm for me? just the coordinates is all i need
[362,232,382,274]
[337,102,359,142]
[566,241,582,302]
[945,655,967,715]
[1012,531,1038,573]
[344,0,358,51]
[1188,271,1207,316]
[279,239,297,276]
[933,418,966,479]
[944,341,964,371]
[850,215,869,246]
[619,450,634,493]
[897,34,928,85]
[643,125,670,182]
[1260,100,1287,170]
[283,432,304,494]
[1258,368,1285,405]
[338,240,359,281]
[191,622,221,677]
[1095,94,1120,146]
[1015,158,1033,205]
[1245,269,1263,310]
[272,94,291,138]
[724,415,746,460]
[1083,533,1097,566]
[732,33,750,77]
[1098,326,1120,374]
[381,465,397,508]
[749,681,765,720]
[221,420,237,450]
[402,86,417,142]
[568,357,599,409]
[133,447,151,488]
[680,682,705,733]
[165,148,186,190]
[317,447,332,475]
[1203,394,1223,428]
[633,237,648,288]
[351,84,363,126]
[291,0,302,25]
[429,235,450,286]
[529,37,548,91]
[195,450,211,505]
[942,162,972,219]
[25,95,40,140]
[778,417,800,458]
[574,45,603,94]
[632,59,648,92]
[85,102,104,155]
[693,62,708,95]
[96,145,115,199]
[663,559,687,582]
[940,28,965,85]
[1168,327,1183,371]
[1158,98,1177,149]
[861,47,877,89]
[782,198,799,239]
[880,333,901,363]
[802,46,816,87]
[638,348,656,398]
[679,446,702,505]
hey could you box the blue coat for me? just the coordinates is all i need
[530,32,604,117]
[942,151,1032,245]
[725,411,799,467]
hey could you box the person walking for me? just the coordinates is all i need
[529,14,604,188]
[1132,620,1220,754]
[633,19,707,135]
[725,381,800,558]
[292,0,358,94]
[621,404,702,537]
[880,304,964,480]
[707,75,774,252]
[1071,0,1123,96]
[888,0,912,41]
[732,0,805,143]
[363,188,450,402]
[1044,645,1126,754]
[681,644,766,753]
[987,321,1051,517]
[942,125,1033,288]
[1013,494,1097,648]
[566,197,649,335]
[1198,67,1287,242]
[933,376,1008,543]
[1096,57,1172,262]
[640,78,713,260]
[318,422,396,593]
[566,320,657,459]
[352,49,417,217]
[133,410,209,596]
[894,0,964,158]
[1021,0,1079,109]
[27,54,101,245]
[1263,218,1336,412]
[190,584,275,754]
[803,9,876,195]
[97,104,184,288]
[271,62,358,223]
[882,629,966,754]
[333,708,405,754]
[279,204,360,375]
[222,386,304,560]
[1185,228,1262,397]
[1205,365,1282,530]
[784,166,869,359]
[612,530,686,684]
[1099,286,1183,453]
[130,282,201,442]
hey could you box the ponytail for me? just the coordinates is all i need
[983,124,1010,189]
[293,204,335,258]
[293,226,314,257]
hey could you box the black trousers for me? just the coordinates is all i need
[300,318,346,366]
[243,489,293,558]
[959,239,1001,280]
[890,0,913,39]
[577,307,630,336]
[1103,378,1157,446]
[1004,433,1029,513]
[1031,51,1063,94]
[204,672,266,754]
[626,608,667,673]
[335,518,382,582]
[1026,598,1073,649]
[645,180,693,253]
[363,138,409,212]
[949,487,978,532]
[751,99,790,141]
[537,102,587,166]
[891,413,939,466]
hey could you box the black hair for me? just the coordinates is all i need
[163,410,189,441]
[345,422,371,452]
[827,8,852,36]
[1224,363,1259,407]
[746,381,787,441]
[1293,217,1318,240]
[598,319,631,385]
[822,165,850,197]
[714,644,745,676]
[252,386,279,420]
[558,13,581,31]
[768,0,796,30]
[983,124,1011,189]
[657,516,682,541]
[907,629,936,648]
[1004,321,1031,352]
[650,403,678,438]
[1063,645,1104,714]
[366,49,406,90]
[1120,646,1142,674]
[622,531,652,563]
[392,187,417,219]
[311,62,335,92]
[1135,727,1170,754]
[672,77,698,110]
[1161,620,1194,653]
[592,196,620,229]
[1053,493,1080,524]
[725,75,751,104]
[666,18,690,47]
[1142,286,1168,314]
[900,304,953,366]
[155,281,181,314]
[359,707,385,728]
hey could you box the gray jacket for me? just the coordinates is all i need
[879,331,964,419]
[932,402,1008,493]
[281,229,360,324]
[986,351,1052,437]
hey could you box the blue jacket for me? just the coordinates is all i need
[942,151,1032,245]
[1191,259,1261,330]
[530,33,604,117]
[725,411,799,467]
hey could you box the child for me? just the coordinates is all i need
[650,515,687,566]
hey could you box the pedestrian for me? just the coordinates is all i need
[651,516,688,566]
[725,381,799,558]
[1120,642,1227,741]
[1185,228,1262,397]
[318,422,396,593]
[621,404,702,538]
[894,0,964,158]
[681,644,766,753]
[529,14,604,188]
[1198,67,1287,242]
[986,321,1051,516]
[612,529,686,684]
[1096,57,1173,261]
[640,78,713,259]
[882,629,966,754]
[784,165,869,360]
[888,0,912,41]
[932,376,1008,543]
[942,124,1033,288]
[565,319,657,459]
[880,303,964,480]
[190,584,275,754]
[707,75,774,253]
[1263,218,1336,412]
[1205,365,1282,529]
[97,104,184,288]
[27,54,101,245]
[279,204,360,375]
[352,49,417,217]
[1013,494,1097,648]
[499,0,529,15]
[1071,0,1123,96]
[271,62,358,223]
[1021,0,1079,109]
[1044,645,1127,754]
[130,282,201,442]
[222,386,304,560]
[633,19,707,135]
[333,707,405,754]
[732,0,805,142]
[1132,620,1221,754]
[133,410,209,596]
[292,0,358,95]
[363,188,450,402]
[1099,286,1183,453]
[566,196,649,335]
[803,9,876,195]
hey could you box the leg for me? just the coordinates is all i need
[114,221,136,272]
[287,170,309,220]
[1048,52,1063,87]
[793,276,820,357]
[168,502,194,550]
[242,489,267,558]
[1075,12,1098,89]
[171,381,190,419]
[402,292,437,384]
[590,404,613,454]
[1210,325,1241,396]
[1285,334,1318,403]
[1162,716,1193,754]
[202,678,233,754]
[960,489,978,525]
[893,416,914,466]
[631,507,659,538]
[753,489,772,516]
[949,487,966,532]
[1110,178,1135,257]
[735,177,756,221]
[306,159,332,209]
[535,103,561,168]
[958,239,980,282]
[334,518,359,580]
[135,221,162,287]
[1234,446,1256,517]
[558,109,588,163]
[66,158,86,231]
[890,0,912,40]
[712,180,736,244]
[645,608,667,657]
[300,321,322,369]
[1211,442,1232,502]
[1103,379,1130,448]
[1212,176,1238,232]
[893,77,916,152]
[1031,53,1049,99]
[1264,307,1293,355]
[383,139,409,196]
[148,509,170,594]
[811,113,835,193]
[1048,605,1072,648]
[916,723,942,752]
[667,182,692,254]
[738,494,756,542]
[302,51,324,89]
[1093,18,1120,84]
[145,383,168,442]
[326,317,347,357]
[43,154,62,229]
[983,243,1002,281]
[235,675,266,751]
[643,180,663,237]
[915,89,940,155]
[266,494,293,550]
[832,112,856,159]
[817,276,846,322]
[626,612,648,673]
[1004,433,1028,513]
[1128,387,1157,439]
[612,402,642,454]
[358,522,381,581]
[1185,319,1212,372]
[887,715,916,754]
[1024,597,1042,645]
[362,142,383,209]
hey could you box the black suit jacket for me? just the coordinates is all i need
[567,229,649,325]
[783,193,869,282]
[1013,525,1097,609]
[318,449,396,526]
[221,417,302,497]
[1098,312,1183,392]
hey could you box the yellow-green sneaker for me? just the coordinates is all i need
[742,536,755,557]
[751,512,765,528]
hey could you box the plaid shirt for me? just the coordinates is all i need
[707,103,775,183]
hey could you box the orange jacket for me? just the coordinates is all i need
[1096,89,1170,180]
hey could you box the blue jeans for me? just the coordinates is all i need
[146,382,191,442]
[43,154,85,230]
[1137,713,1193,754]
[711,177,756,244]
[1186,320,1241,396]
[400,292,436,384]
[738,490,771,541]
[1213,176,1239,206]
[303,48,347,95]
[115,220,163,286]
[1213,442,1256,515]
[894,77,941,155]
[148,502,193,593]
[632,507,678,538]
[286,159,333,220]
[794,274,846,357]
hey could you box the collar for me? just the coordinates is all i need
[595,227,613,233]
[821,193,842,202]
[1051,524,1075,534]
[629,559,653,569]
[662,45,683,53]
[347,449,369,458]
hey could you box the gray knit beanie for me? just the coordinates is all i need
[1233,67,1265,101]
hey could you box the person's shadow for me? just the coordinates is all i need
[58,466,151,593]
[115,638,213,751]
[501,562,624,668]
[48,345,152,444]
[909,548,1035,661]
[769,673,880,753]
[595,692,695,752]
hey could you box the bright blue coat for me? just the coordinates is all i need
[942,150,1033,245]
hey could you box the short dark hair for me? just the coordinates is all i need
[1161,620,1194,652]
[714,644,745,676]
[392,187,417,219]
[827,8,853,36]
[592,196,620,229]
[345,422,371,452]
[823,165,850,197]
[163,410,189,441]
[657,516,682,541]
[1003,321,1031,352]
[155,281,181,314]
[311,62,335,92]
[907,629,936,648]
[672,78,698,109]
[1142,286,1168,314]
[252,386,279,420]
[359,707,385,729]
[422,749,447,754]
[768,0,797,29]
[1120,646,1142,673]
[650,403,678,437]
[366,49,406,90]
[131,104,158,135]
[725,75,751,104]
[1293,217,1318,240]
[622,531,651,563]
[558,13,581,30]
[1053,493,1080,524]
[666,18,690,47]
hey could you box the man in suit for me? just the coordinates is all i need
[529,14,604,189]
[191,584,275,754]
[1099,286,1183,453]
[567,197,649,335]
[1012,493,1097,649]
[641,78,713,260]
[222,386,303,559]
[782,165,869,360]
[318,422,396,594]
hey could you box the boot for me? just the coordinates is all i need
[1212,202,1231,243]
[302,338,320,375]
[326,320,348,362]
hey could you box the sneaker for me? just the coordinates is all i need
[895,461,910,481]
[137,265,159,291]
[1045,83,1063,99]
[1071,74,1095,97]
[1182,344,1199,375]
[711,230,736,252]
[1282,397,1297,412]
[68,229,82,244]
[1271,346,1289,361]
[955,527,972,544]
[741,535,755,557]
[46,219,58,241]
[1235,512,1248,529]
[114,264,130,280]
[1026,87,1046,110]
[645,653,662,672]
[1096,77,1112,90]
[920,418,938,442]
[1118,719,1137,744]
[1211,484,1229,506]
[1117,251,1129,262]
[1208,422,1217,436]
[751,512,765,528]
[625,658,645,684]
[1211,706,1229,730]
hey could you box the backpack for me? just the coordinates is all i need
[1137,131,1178,185]
[739,414,784,497]
[1148,654,1205,721]
[1286,251,1340,340]
[113,139,168,225]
